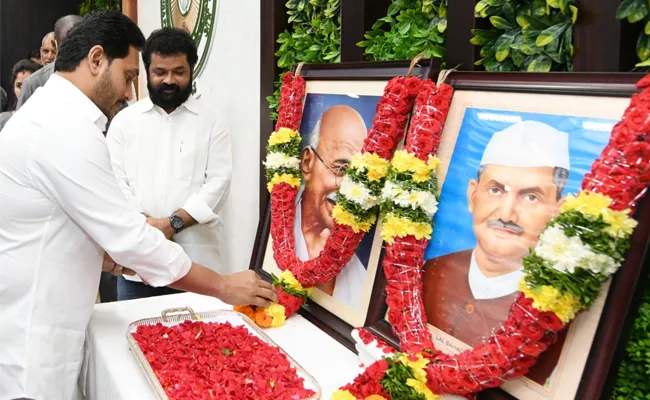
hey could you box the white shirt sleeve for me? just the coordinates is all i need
[28,124,192,287]
[105,114,145,213]
[181,117,232,224]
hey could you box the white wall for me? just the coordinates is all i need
[138,0,261,274]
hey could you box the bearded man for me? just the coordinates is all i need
[106,27,232,300]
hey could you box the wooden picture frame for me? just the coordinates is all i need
[251,60,440,351]
[362,72,650,400]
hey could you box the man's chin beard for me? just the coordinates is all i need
[148,83,192,109]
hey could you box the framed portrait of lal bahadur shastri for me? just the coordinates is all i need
[251,61,437,349]
[417,74,642,400]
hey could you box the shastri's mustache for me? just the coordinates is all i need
[326,192,337,203]
[487,219,524,234]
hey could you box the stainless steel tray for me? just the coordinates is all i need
[126,307,322,399]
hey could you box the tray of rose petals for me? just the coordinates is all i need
[127,307,321,400]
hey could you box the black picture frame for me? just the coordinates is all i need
[361,71,650,399]
[251,60,440,352]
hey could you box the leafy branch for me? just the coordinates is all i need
[79,0,121,16]
[358,0,447,63]
[471,0,577,72]
[266,0,341,121]
[616,0,650,71]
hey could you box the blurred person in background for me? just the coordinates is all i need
[0,60,41,131]
[29,49,42,65]
[40,32,57,65]
[17,15,83,110]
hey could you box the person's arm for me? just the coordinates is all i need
[29,122,275,306]
[105,112,145,212]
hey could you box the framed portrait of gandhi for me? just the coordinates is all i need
[364,72,650,399]
[251,60,439,350]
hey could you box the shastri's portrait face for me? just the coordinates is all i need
[300,105,366,231]
[465,120,570,275]
[467,164,565,270]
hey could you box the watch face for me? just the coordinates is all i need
[171,216,184,230]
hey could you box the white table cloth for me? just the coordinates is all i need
[84,292,363,400]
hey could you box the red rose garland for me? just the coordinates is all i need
[334,76,650,399]
[246,72,424,326]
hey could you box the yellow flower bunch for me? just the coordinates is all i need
[330,390,388,400]
[398,354,438,400]
[264,303,287,328]
[333,204,377,232]
[381,213,433,244]
[268,127,299,146]
[518,279,581,323]
[351,152,390,182]
[279,270,312,297]
[390,150,440,183]
[267,173,301,192]
[561,191,637,237]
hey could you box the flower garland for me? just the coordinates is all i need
[239,72,424,326]
[332,75,650,399]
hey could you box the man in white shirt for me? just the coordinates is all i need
[0,11,275,400]
[297,105,368,309]
[107,28,231,300]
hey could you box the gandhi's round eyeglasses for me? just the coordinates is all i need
[309,146,349,183]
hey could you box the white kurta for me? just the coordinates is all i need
[293,191,366,309]
[0,75,192,400]
[467,250,524,300]
[106,97,232,276]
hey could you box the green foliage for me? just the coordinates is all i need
[358,0,447,62]
[266,0,341,121]
[381,358,425,400]
[79,0,121,16]
[611,276,650,400]
[616,0,650,71]
[472,0,577,72]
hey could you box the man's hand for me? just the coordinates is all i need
[147,217,175,240]
[102,252,136,277]
[217,271,278,308]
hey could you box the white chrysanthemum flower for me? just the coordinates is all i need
[536,226,591,273]
[264,152,300,169]
[339,176,377,209]
[381,181,400,200]
[414,192,439,217]
[580,253,620,276]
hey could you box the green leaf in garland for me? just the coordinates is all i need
[637,33,650,64]
[495,32,516,62]
[536,22,569,47]
[570,5,578,24]
[475,0,489,16]
[532,0,548,17]
[546,0,560,8]
[527,54,553,71]
[487,0,506,6]
[645,19,650,35]
[490,15,513,30]
[511,49,526,67]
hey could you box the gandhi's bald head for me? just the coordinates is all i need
[301,105,367,232]
[40,32,57,65]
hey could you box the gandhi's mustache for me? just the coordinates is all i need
[487,219,524,235]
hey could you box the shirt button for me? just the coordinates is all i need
[465,303,475,314]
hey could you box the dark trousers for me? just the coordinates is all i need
[117,276,183,301]
[98,272,118,303]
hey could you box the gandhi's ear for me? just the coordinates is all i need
[468,178,478,213]
[300,147,315,181]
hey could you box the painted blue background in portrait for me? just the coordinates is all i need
[298,93,381,269]
[424,107,619,260]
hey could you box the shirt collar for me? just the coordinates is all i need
[468,250,524,300]
[141,94,200,115]
[46,74,108,131]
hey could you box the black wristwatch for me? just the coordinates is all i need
[169,214,185,233]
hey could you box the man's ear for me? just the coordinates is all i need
[300,147,315,182]
[467,178,478,213]
[87,45,106,76]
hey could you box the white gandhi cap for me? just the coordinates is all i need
[480,120,570,171]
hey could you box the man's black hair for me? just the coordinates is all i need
[55,9,145,73]
[54,15,83,44]
[12,59,41,84]
[142,27,198,72]
[28,49,41,60]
